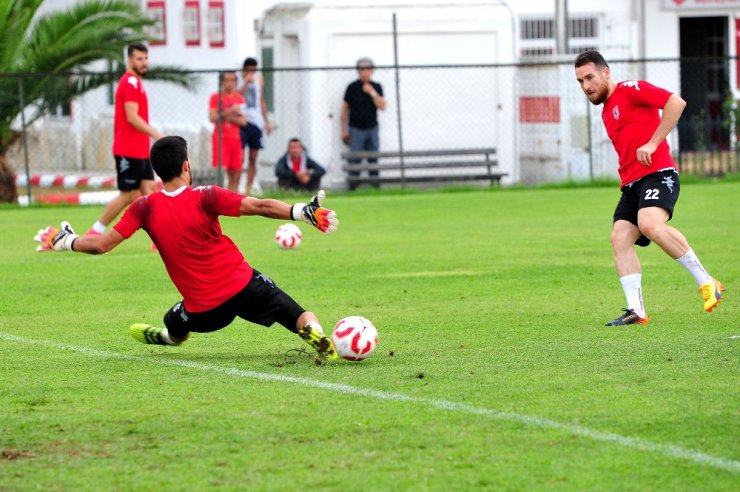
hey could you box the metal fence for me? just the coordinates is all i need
[5,55,739,199]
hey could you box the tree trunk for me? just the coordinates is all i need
[0,154,19,203]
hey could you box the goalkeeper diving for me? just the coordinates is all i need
[36,136,340,360]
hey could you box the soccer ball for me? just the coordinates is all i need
[332,316,379,361]
[275,223,302,249]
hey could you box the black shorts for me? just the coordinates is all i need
[163,270,305,338]
[613,169,680,247]
[240,123,263,150]
[115,155,155,191]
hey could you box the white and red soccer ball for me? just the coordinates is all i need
[332,316,379,361]
[275,223,302,249]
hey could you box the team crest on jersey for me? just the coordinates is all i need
[127,76,138,88]
[622,80,640,91]
[612,105,620,120]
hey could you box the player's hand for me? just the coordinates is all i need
[636,142,657,166]
[291,190,339,234]
[33,225,59,252]
[51,221,80,251]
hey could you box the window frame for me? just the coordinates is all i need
[183,0,201,47]
[146,0,167,46]
[207,0,225,48]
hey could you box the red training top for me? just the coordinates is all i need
[601,80,677,187]
[113,186,253,312]
[113,72,151,159]
[209,92,245,141]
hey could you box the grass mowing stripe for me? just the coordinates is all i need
[3,331,738,474]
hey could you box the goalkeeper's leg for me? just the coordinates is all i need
[131,300,233,346]
[130,323,188,346]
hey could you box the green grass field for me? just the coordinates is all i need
[1,182,738,490]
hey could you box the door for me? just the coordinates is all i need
[679,16,730,151]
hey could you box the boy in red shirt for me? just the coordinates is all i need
[210,71,247,192]
[574,50,723,326]
[44,136,339,360]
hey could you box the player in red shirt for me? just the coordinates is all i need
[43,136,340,360]
[574,50,723,326]
[86,43,163,237]
[209,71,247,192]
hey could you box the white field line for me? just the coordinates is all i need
[2,331,738,474]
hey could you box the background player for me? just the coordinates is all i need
[44,136,339,360]
[574,50,723,326]
[87,43,163,236]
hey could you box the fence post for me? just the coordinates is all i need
[586,97,593,181]
[216,72,223,188]
[18,76,32,204]
[392,13,405,188]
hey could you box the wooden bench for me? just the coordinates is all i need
[340,148,505,188]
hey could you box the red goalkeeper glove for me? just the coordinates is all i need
[291,190,339,234]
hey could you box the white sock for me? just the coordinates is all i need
[676,248,713,286]
[92,221,106,234]
[304,322,324,335]
[160,329,179,346]
[619,273,646,318]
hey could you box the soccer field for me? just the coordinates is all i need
[1,182,738,490]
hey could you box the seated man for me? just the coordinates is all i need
[275,138,326,191]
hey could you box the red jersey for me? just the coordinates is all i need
[113,186,253,312]
[602,80,677,187]
[209,92,245,141]
[113,72,151,159]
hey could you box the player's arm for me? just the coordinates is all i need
[226,109,247,127]
[371,90,386,111]
[239,196,291,219]
[636,94,686,166]
[124,101,163,140]
[239,191,338,234]
[40,222,126,254]
[363,82,386,111]
[259,75,272,134]
[340,101,350,141]
[208,105,220,123]
[70,229,126,254]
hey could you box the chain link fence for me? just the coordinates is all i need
[5,56,739,201]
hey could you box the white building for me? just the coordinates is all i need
[255,0,740,185]
[17,0,740,186]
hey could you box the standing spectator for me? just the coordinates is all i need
[340,57,386,190]
[239,57,272,195]
[87,43,163,236]
[574,50,723,326]
[210,71,247,192]
[275,138,326,191]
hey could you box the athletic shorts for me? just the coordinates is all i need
[211,136,244,171]
[115,155,155,191]
[240,122,263,150]
[163,270,305,338]
[613,169,680,247]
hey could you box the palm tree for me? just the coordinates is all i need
[0,0,197,203]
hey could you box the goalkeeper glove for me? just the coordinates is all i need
[290,190,339,234]
[33,226,58,252]
[51,221,79,251]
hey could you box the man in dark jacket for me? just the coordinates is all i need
[275,138,326,191]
